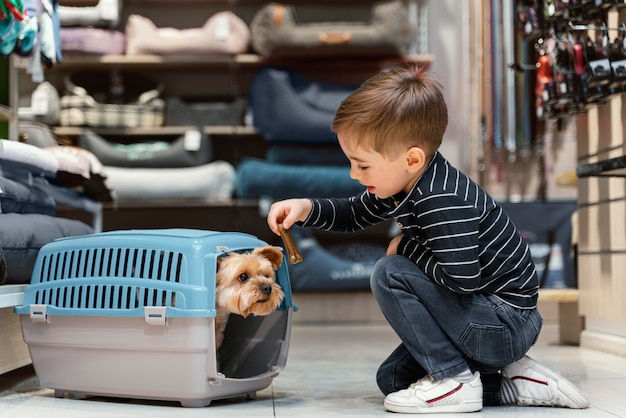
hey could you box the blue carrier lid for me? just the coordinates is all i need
[15,229,294,319]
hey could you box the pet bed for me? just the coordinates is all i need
[247,66,357,143]
[250,0,416,57]
[125,12,251,55]
[165,97,246,127]
[0,176,57,216]
[235,158,363,199]
[77,130,213,168]
[60,79,164,129]
[60,28,126,55]
[11,125,115,201]
[265,144,348,166]
[103,161,235,201]
[283,227,384,291]
[58,0,120,28]
[0,138,58,177]
[0,213,94,284]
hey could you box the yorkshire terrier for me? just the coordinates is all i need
[214,246,285,351]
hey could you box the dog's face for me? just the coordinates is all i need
[215,246,285,318]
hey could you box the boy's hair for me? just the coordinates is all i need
[332,64,448,160]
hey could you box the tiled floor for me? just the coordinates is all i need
[1,322,625,417]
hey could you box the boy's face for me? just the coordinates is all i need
[337,131,426,199]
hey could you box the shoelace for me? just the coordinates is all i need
[408,375,436,391]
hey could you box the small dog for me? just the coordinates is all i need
[214,246,285,351]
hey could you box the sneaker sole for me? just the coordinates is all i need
[383,399,483,414]
[514,357,590,408]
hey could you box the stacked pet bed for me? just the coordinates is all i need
[58,0,125,56]
[77,130,235,201]
[0,139,98,285]
[241,0,419,290]
[249,0,417,57]
[243,65,385,291]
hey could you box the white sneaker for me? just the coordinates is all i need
[502,355,590,408]
[383,372,483,414]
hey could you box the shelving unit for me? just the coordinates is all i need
[22,0,432,235]
[0,285,26,308]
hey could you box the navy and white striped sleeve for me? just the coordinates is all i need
[302,192,392,232]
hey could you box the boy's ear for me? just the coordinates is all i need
[406,146,427,173]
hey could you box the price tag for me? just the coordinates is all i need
[184,130,202,151]
[214,16,230,41]
[101,0,119,22]
[31,87,49,115]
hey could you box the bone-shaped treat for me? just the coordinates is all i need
[278,224,302,264]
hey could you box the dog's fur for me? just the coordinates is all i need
[214,246,285,351]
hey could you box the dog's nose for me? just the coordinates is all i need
[260,285,272,295]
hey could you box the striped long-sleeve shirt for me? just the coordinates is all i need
[302,152,539,309]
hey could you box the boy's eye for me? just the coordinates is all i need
[358,165,369,171]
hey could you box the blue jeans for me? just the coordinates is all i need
[371,255,542,403]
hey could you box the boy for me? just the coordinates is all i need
[266,64,589,413]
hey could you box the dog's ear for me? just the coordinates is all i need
[254,246,284,270]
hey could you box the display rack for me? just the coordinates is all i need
[24,0,432,235]
[576,155,626,178]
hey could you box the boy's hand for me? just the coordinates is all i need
[267,198,313,235]
[387,234,404,255]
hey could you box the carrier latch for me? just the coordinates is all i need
[144,306,168,326]
[29,304,49,323]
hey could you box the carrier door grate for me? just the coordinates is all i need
[31,247,186,310]
[37,248,184,283]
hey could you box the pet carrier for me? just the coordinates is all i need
[15,229,295,407]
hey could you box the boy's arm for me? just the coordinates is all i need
[302,192,392,232]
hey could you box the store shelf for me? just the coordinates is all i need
[49,53,435,72]
[102,198,257,209]
[53,125,258,137]
[576,155,626,178]
[0,104,15,122]
[0,285,26,308]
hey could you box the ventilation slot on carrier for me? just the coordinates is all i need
[36,248,185,283]
[33,284,178,310]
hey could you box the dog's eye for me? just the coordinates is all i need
[239,273,249,282]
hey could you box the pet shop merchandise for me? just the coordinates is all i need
[250,0,416,57]
[165,96,246,127]
[59,78,165,129]
[247,66,358,143]
[279,226,384,292]
[58,0,121,28]
[58,0,125,56]
[18,82,60,126]
[15,229,296,407]
[125,12,251,56]
[235,157,362,199]
[77,130,213,168]
[60,28,126,55]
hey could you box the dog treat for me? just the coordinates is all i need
[278,224,302,264]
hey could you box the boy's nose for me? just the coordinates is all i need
[349,165,359,180]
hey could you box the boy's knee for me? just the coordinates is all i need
[371,255,423,288]
[370,255,400,293]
